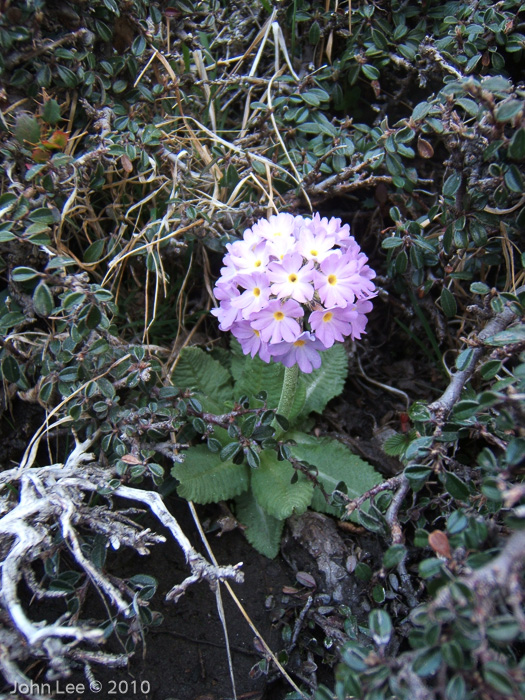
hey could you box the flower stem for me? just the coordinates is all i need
[272,364,299,437]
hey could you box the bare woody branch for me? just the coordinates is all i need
[0,435,243,696]
[428,287,524,421]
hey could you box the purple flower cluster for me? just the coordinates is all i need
[212,213,376,373]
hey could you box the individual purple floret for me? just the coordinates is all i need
[212,213,376,373]
[269,331,325,373]
[250,298,304,344]
[267,253,315,303]
[231,321,272,363]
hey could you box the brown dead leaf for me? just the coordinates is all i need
[428,529,452,559]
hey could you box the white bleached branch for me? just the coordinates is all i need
[0,434,243,697]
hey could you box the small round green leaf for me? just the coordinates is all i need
[495,100,523,122]
[220,442,242,462]
[440,287,457,318]
[369,609,392,646]
[443,172,462,197]
[33,282,54,316]
[1,355,20,382]
[12,267,40,282]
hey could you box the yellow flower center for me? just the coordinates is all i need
[288,273,298,283]
[255,260,262,267]
[273,311,285,321]
[327,274,337,286]
[254,329,260,337]
[253,287,261,297]
[310,249,318,257]
[294,339,306,347]
[323,312,333,322]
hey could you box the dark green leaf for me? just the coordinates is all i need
[455,348,474,371]
[409,402,431,422]
[358,508,386,534]
[452,399,479,420]
[33,282,54,316]
[273,414,289,431]
[504,164,523,192]
[371,28,388,50]
[341,641,370,672]
[383,544,406,569]
[440,287,457,318]
[84,239,105,263]
[470,282,490,295]
[132,35,146,56]
[480,360,502,379]
[495,100,523,122]
[206,437,222,453]
[308,21,321,44]
[85,304,102,329]
[484,325,525,346]
[447,510,468,534]
[102,0,119,13]
[1,355,20,383]
[56,65,78,87]
[220,442,241,462]
[483,661,515,695]
[372,584,385,603]
[369,609,392,646]
[444,472,470,501]
[245,446,260,469]
[252,424,274,440]
[456,97,479,116]
[508,128,525,159]
[382,236,403,249]
[192,417,206,434]
[442,640,464,669]
[506,438,525,467]
[443,172,462,197]
[486,616,520,643]
[148,463,164,478]
[62,292,86,310]
[404,464,432,488]
[361,64,380,80]
[405,437,433,460]
[354,562,372,581]
[418,558,443,579]
[412,647,442,677]
[11,267,40,282]
[446,674,466,700]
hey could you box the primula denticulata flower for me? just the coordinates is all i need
[212,213,376,373]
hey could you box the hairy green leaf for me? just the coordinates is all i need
[235,490,284,558]
[298,343,348,417]
[286,432,381,518]
[251,450,313,520]
[171,446,249,503]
